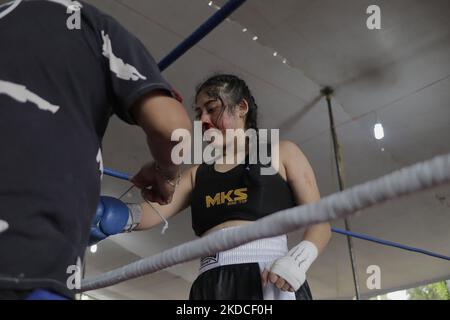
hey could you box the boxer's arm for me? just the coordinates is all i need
[136,165,196,230]
[89,165,196,246]
[262,140,331,291]
[281,140,331,253]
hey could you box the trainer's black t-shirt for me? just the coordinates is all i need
[0,0,178,298]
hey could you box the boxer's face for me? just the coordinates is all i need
[195,91,245,147]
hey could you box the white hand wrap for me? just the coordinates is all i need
[268,240,318,291]
[124,204,142,232]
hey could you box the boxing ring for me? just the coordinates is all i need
[82,0,450,295]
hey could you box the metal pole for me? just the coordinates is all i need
[322,87,361,300]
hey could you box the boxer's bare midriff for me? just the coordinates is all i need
[202,220,253,236]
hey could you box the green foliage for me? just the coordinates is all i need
[407,281,450,300]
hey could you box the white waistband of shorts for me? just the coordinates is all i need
[199,228,288,275]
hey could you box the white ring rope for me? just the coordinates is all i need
[81,152,450,292]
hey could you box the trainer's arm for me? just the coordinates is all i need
[131,90,192,175]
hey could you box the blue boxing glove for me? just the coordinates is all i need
[89,196,142,246]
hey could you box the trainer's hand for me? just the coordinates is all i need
[131,162,178,205]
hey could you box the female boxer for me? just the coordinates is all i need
[92,74,331,300]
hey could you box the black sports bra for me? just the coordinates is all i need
[190,158,297,236]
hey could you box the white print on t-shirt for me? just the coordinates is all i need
[96,148,103,180]
[101,30,147,81]
[0,219,9,234]
[0,0,22,20]
[0,80,60,114]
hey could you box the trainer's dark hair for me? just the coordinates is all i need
[195,74,258,131]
